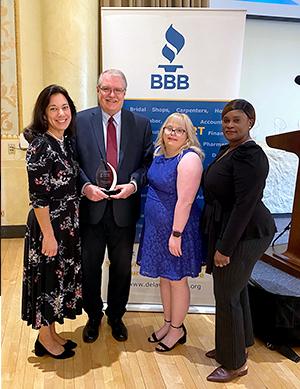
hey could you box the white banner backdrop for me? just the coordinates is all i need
[101,7,246,312]
[101,8,246,100]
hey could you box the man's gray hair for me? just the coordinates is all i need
[98,69,127,89]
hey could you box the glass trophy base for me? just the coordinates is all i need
[96,160,119,196]
[102,188,121,196]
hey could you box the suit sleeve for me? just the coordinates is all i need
[216,145,269,256]
[130,119,154,191]
[72,117,93,191]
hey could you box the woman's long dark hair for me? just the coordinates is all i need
[23,84,76,143]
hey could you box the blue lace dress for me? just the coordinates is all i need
[137,149,206,280]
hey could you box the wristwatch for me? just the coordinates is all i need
[172,230,182,238]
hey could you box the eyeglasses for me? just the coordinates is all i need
[98,86,126,96]
[163,126,186,137]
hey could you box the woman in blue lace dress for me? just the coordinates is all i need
[22,85,82,359]
[137,113,206,352]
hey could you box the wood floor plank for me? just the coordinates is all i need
[2,238,300,389]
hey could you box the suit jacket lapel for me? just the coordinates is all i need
[119,109,133,171]
[91,108,106,160]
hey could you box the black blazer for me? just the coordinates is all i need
[74,107,153,227]
[202,141,276,272]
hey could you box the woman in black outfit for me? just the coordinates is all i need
[22,85,82,359]
[202,99,276,383]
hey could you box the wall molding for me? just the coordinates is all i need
[1,225,26,238]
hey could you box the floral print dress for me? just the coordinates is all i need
[22,133,82,329]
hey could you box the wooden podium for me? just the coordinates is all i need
[262,130,300,278]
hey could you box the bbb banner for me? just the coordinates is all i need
[101,7,246,311]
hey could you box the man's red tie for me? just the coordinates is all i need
[106,116,118,171]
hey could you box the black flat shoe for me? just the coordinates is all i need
[205,348,248,360]
[34,338,75,359]
[107,318,128,341]
[148,319,171,343]
[63,339,77,350]
[205,349,217,358]
[155,324,187,353]
[82,317,102,343]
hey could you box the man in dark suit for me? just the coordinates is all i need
[74,69,153,342]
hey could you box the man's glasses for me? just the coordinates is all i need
[163,126,186,137]
[98,86,126,96]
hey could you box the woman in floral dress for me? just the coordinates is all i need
[22,85,82,359]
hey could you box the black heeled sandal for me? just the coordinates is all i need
[148,319,171,343]
[155,323,187,352]
[34,337,75,359]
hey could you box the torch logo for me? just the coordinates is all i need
[151,24,189,90]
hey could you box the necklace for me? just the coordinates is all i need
[228,138,253,150]
[216,138,254,162]
[46,130,64,143]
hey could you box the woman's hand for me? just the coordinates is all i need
[33,207,58,257]
[168,235,182,257]
[42,233,58,257]
[214,250,230,267]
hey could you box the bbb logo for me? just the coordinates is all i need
[151,24,189,90]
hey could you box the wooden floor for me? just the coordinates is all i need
[1,238,300,388]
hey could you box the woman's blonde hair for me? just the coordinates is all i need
[154,112,204,160]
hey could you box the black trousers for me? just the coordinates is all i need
[212,235,274,370]
[80,202,136,321]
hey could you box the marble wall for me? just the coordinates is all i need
[1,0,19,136]
[1,0,29,226]
[1,0,98,227]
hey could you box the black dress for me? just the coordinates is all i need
[22,133,82,329]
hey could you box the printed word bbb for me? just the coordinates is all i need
[151,74,189,90]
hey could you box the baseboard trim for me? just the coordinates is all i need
[1,225,26,238]
[272,213,291,218]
